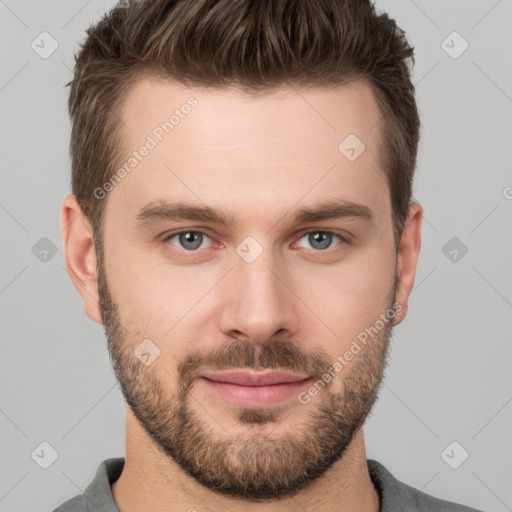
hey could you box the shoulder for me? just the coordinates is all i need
[52,457,125,512]
[53,495,87,512]
[368,459,485,512]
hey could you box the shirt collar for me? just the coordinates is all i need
[84,457,416,511]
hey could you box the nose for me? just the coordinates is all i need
[217,250,300,345]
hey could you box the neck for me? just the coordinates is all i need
[112,407,380,512]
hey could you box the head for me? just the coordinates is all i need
[62,0,422,501]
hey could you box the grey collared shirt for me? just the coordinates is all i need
[53,458,485,511]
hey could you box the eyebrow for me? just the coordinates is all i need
[134,198,375,230]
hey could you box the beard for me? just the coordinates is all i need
[95,237,397,501]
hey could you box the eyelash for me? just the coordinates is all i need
[162,229,349,255]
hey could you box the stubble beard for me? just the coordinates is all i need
[95,237,395,500]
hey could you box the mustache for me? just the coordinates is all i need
[177,339,333,390]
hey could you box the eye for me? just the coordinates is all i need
[294,231,346,251]
[164,230,213,251]
[162,229,347,254]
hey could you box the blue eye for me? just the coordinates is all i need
[165,230,212,251]
[163,229,346,254]
[295,231,345,251]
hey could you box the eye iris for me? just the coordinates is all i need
[175,232,335,251]
[309,231,332,250]
[179,231,202,250]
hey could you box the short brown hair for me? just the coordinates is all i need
[67,0,420,252]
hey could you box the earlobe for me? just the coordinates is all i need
[392,301,407,326]
[392,202,423,326]
[60,194,102,324]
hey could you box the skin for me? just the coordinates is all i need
[61,77,422,512]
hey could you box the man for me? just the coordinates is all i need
[55,0,483,510]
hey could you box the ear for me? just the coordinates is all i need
[60,194,102,324]
[393,201,423,326]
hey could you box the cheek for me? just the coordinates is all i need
[294,251,394,343]
[102,240,173,339]
[105,254,219,365]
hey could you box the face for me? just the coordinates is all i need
[89,78,409,499]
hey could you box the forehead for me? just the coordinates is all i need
[121,77,383,147]
[107,76,388,225]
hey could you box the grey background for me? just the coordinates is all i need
[1,0,511,510]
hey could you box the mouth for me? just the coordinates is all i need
[198,369,313,407]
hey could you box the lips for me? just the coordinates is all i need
[198,369,313,407]
[200,369,311,386]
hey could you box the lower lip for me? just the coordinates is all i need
[199,377,313,407]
